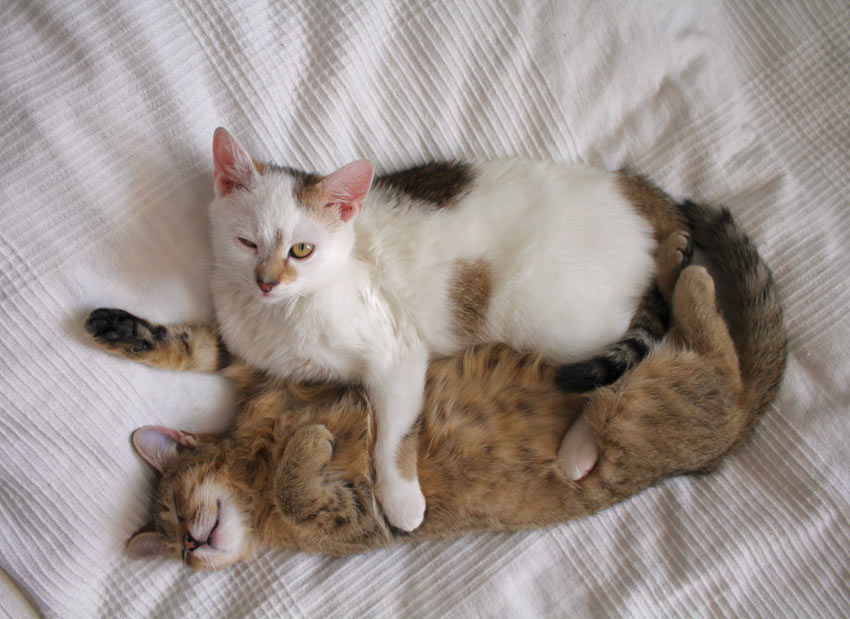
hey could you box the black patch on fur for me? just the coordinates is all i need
[215,334,234,371]
[375,161,474,207]
[178,332,192,356]
[620,336,649,358]
[85,308,160,351]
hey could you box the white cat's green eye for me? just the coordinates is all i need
[237,237,257,249]
[289,243,314,259]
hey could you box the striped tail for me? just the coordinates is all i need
[555,284,670,392]
[680,201,787,422]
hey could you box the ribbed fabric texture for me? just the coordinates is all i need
[1,0,848,617]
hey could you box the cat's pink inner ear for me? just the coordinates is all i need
[213,127,257,197]
[132,426,197,472]
[322,160,374,222]
[127,531,166,560]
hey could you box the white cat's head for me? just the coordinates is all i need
[209,128,374,302]
[126,426,254,571]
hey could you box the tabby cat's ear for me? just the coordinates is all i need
[132,426,198,472]
[127,530,166,560]
[321,160,374,222]
[213,127,257,197]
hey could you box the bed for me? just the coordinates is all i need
[1,0,849,616]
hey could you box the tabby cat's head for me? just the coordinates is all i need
[126,426,254,570]
[209,128,374,302]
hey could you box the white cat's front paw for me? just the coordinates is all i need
[375,476,426,532]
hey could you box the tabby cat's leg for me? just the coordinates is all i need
[656,231,693,301]
[85,308,230,372]
[275,425,365,532]
[668,267,741,386]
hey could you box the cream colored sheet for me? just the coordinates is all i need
[1,1,848,616]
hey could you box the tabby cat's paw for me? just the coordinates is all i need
[657,231,693,301]
[85,308,165,355]
[375,476,426,532]
[290,425,335,470]
[675,266,716,304]
[557,414,598,481]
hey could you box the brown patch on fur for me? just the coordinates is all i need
[449,258,492,343]
[253,231,297,286]
[375,161,474,207]
[288,172,345,229]
[252,158,268,175]
[254,253,298,287]
[396,429,420,481]
[617,172,687,242]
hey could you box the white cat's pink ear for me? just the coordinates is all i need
[213,127,257,197]
[321,160,374,222]
[132,426,198,472]
[127,531,166,560]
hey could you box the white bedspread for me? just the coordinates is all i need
[1,1,849,617]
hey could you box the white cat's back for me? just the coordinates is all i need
[360,160,656,361]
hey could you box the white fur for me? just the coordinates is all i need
[210,155,656,531]
[186,478,248,569]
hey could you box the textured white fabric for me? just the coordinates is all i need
[1,1,849,617]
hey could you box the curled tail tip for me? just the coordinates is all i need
[681,200,787,416]
[555,361,612,393]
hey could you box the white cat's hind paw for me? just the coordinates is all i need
[558,414,598,481]
[375,476,426,532]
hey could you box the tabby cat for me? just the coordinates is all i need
[203,128,686,530]
[86,202,786,568]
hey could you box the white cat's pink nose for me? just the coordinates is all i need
[257,279,278,293]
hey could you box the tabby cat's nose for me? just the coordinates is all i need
[183,532,204,552]
[257,279,278,293]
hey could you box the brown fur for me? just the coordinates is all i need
[85,309,222,372]
[253,231,298,286]
[617,172,688,243]
[449,257,492,344]
[251,158,268,175]
[87,203,786,567]
[292,176,341,228]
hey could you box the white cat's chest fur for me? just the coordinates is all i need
[211,159,656,381]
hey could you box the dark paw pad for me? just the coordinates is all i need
[85,308,163,352]
[680,235,694,267]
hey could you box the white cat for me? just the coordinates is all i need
[208,128,679,531]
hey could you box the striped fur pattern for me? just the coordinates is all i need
[555,284,671,392]
[85,204,786,568]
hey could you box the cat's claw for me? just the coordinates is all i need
[375,476,426,532]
